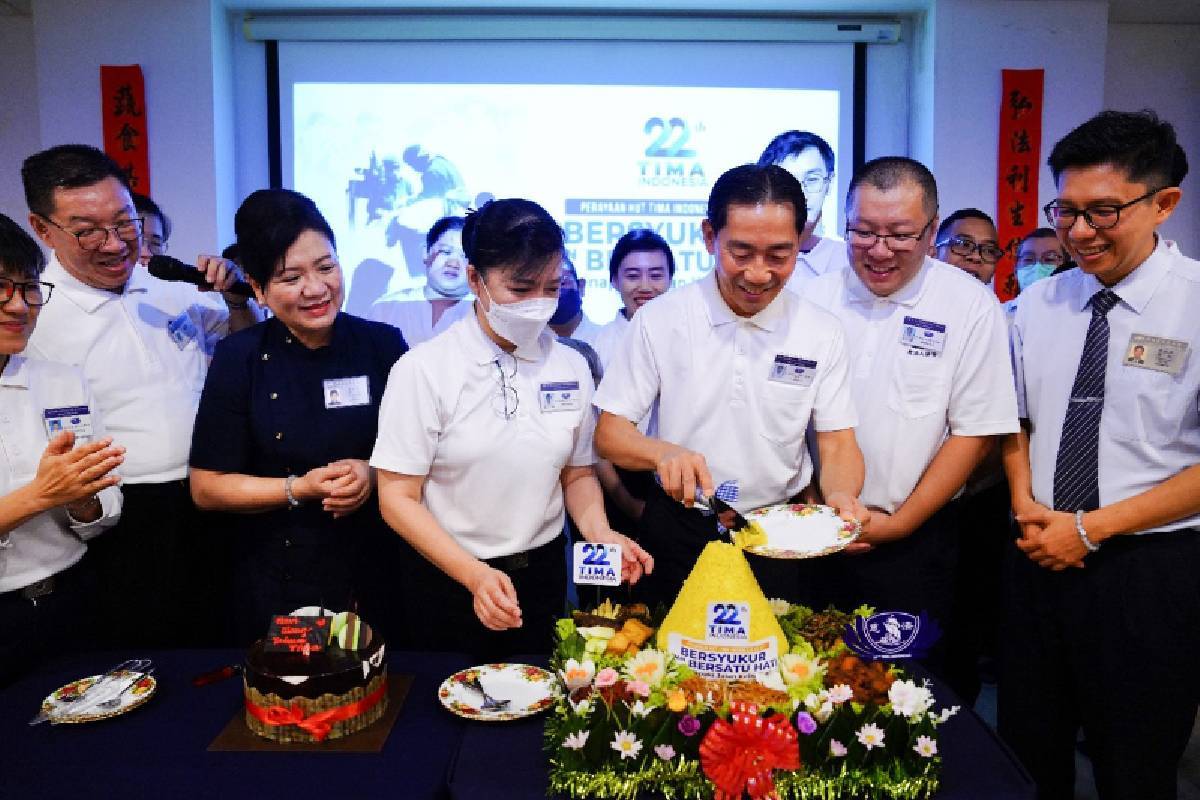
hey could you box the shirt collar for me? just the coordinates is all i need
[844,256,933,308]
[266,312,349,352]
[697,269,786,332]
[1071,235,1170,315]
[464,306,553,365]
[0,355,29,388]
[43,252,139,314]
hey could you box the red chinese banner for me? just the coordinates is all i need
[995,69,1044,302]
[100,65,151,196]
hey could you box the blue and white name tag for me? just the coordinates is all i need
[43,405,94,440]
[706,602,750,641]
[769,355,817,387]
[167,311,199,350]
[900,316,947,356]
[539,381,582,413]
[323,376,371,409]
[573,542,622,586]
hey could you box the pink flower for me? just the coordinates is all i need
[654,744,676,760]
[627,680,651,698]
[594,668,619,688]
[678,714,701,737]
[830,739,848,757]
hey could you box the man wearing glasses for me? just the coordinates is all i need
[756,130,847,292]
[20,144,258,649]
[804,157,1018,677]
[1001,110,1198,800]
[932,208,1006,286]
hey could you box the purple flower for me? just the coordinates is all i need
[678,714,701,737]
[795,711,817,735]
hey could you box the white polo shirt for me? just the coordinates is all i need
[591,311,631,370]
[594,270,857,512]
[368,296,472,347]
[0,356,122,593]
[24,256,227,484]
[566,314,603,346]
[371,313,597,559]
[1012,238,1200,533]
[786,236,849,294]
[805,258,1018,513]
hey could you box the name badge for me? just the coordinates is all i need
[167,311,199,350]
[1123,333,1189,376]
[43,405,94,440]
[539,381,581,413]
[573,542,621,586]
[900,316,947,356]
[323,376,371,409]
[769,355,816,387]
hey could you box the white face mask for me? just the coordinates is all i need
[480,281,556,350]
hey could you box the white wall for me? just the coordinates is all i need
[0,16,43,224]
[925,0,1109,223]
[1105,23,1200,257]
[30,0,224,262]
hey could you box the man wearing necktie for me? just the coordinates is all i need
[1001,110,1199,800]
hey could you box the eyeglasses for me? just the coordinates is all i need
[41,216,143,251]
[846,217,935,252]
[145,235,168,256]
[1043,187,1164,231]
[492,353,519,420]
[0,277,54,307]
[799,175,832,194]
[935,235,1007,264]
[1016,251,1066,267]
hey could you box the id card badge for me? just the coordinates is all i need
[43,405,94,441]
[167,311,199,351]
[1123,333,1189,376]
[900,316,947,356]
[769,355,817,387]
[323,376,371,409]
[573,542,622,586]
[539,381,582,413]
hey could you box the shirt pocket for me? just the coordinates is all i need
[1105,366,1191,446]
[886,355,950,420]
[528,404,582,470]
[758,380,815,450]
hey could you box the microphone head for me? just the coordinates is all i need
[147,254,197,283]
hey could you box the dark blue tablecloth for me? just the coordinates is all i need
[3,651,1033,799]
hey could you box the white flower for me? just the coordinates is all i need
[814,700,834,723]
[560,658,596,692]
[629,700,652,718]
[563,730,590,750]
[624,648,668,688]
[803,689,829,712]
[768,597,792,616]
[931,705,961,725]
[888,679,935,720]
[857,722,886,750]
[611,730,643,760]
[757,670,787,692]
[654,744,676,760]
[914,735,937,758]
[569,697,593,717]
[779,653,825,687]
[827,684,854,705]
[830,739,848,757]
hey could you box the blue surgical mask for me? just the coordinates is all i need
[1016,262,1056,291]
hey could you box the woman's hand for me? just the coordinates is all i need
[465,562,523,631]
[583,528,654,586]
[293,463,353,503]
[321,459,373,518]
[29,432,124,512]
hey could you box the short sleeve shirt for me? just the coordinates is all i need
[368,297,472,347]
[593,271,857,511]
[371,314,596,559]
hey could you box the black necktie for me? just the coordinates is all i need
[1053,288,1120,512]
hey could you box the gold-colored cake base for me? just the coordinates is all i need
[244,671,388,743]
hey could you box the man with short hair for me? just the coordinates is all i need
[549,256,602,344]
[132,192,170,268]
[933,208,1006,285]
[1001,109,1199,800]
[804,157,1018,675]
[595,163,867,606]
[757,130,847,291]
[21,144,258,647]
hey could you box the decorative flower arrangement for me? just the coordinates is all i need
[546,602,958,800]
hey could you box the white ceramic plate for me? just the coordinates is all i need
[437,663,557,721]
[742,503,861,559]
[40,670,157,724]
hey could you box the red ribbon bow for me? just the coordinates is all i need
[246,678,387,742]
[699,701,800,800]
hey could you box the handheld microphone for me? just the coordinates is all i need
[147,255,255,299]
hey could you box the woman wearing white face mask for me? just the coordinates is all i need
[372,199,653,659]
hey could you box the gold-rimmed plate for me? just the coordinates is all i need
[437,663,557,721]
[40,670,157,724]
[741,503,861,559]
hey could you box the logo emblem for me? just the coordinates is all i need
[843,611,941,661]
